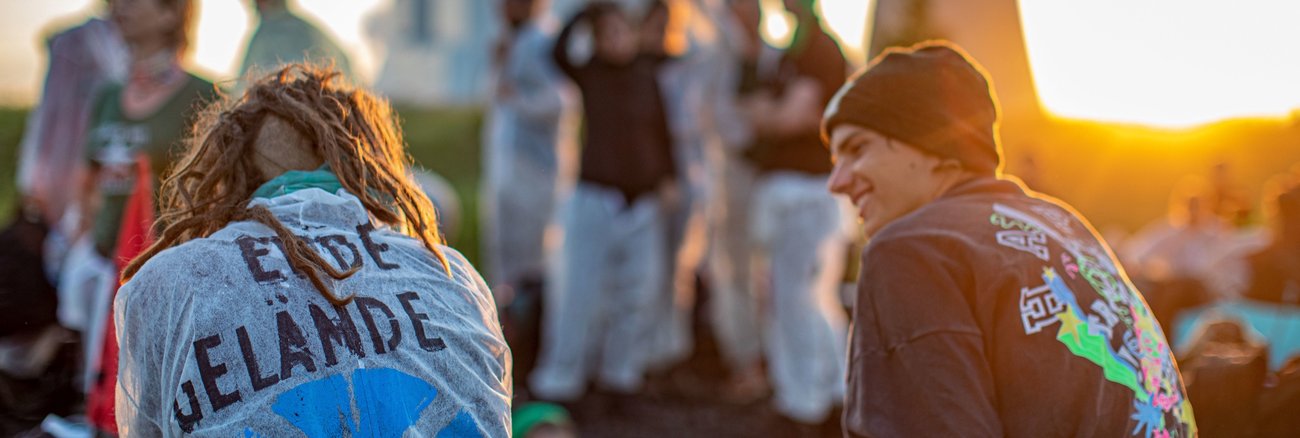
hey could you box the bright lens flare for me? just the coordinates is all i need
[191,0,385,84]
[1020,0,1300,128]
[761,0,870,64]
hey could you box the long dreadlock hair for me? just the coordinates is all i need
[122,64,450,305]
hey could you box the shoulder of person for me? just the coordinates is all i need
[129,237,234,285]
[117,236,235,315]
[430,243,488,288]
[874,197,998,243]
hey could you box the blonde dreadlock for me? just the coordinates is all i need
[122,64,450,305]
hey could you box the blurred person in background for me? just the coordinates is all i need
[16,5,127,264]
[640,0,725,376]
[739,0,851,428]
[826,41,1195,437]
[77,0,219,434]
[691,0,781,403]
[1123,176,1230,338]
[1242,168,1300,305]
[481,0,576,399]
[1209,161,1253,229]
[238,0,354,84]
[1,3,127,431]
[114,65,510,436]
[529,1,677,403]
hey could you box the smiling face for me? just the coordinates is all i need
[827,124,956,238]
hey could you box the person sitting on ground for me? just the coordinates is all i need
[825,41,1196,437]
[113,65,511,436]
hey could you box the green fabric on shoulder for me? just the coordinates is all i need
[252,166,344,199]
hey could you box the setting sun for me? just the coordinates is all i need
[1020,0,1300,128]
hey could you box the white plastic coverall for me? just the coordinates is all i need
[482,20,576,288]
[644,0,734,371]
[114,188,511,437]
[750,172,850,423]
[530,183,667,400]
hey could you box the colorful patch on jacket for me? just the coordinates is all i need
[993,203,1196,438]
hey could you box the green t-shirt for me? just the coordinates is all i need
[85,74,217,257]
[239,10,353,81]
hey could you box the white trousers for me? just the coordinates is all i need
[644,151,712,371]
[530,183,667,400]
[481,107,561,287]
[751,172,849,423]
[704,151,763,369]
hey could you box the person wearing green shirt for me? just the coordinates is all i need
[239,0,354,82]
[85,74,216,257]
[81,1,218,434]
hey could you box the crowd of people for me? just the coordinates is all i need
[2,0,1300,437]
[481,0,857,431]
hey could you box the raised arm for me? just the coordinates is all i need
[551,9,588,81]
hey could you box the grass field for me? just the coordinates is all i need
[0,108,26,222]
[0,105,489,266]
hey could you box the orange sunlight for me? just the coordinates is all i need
[1019,1,1300,129]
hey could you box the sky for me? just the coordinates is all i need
[1019,0,1300,127]
[3,1,1300,128]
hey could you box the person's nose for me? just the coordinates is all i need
[827,162,852,195]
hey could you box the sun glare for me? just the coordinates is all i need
[817,0,870,64]
[1020,0,1300,128]
[761,0,869,64]
[191,1,385,84]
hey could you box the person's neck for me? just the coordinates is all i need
[122,47,186,118]
[933,171,982,199]
[129,38,171,62]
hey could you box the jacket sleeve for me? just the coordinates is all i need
[844,234,1003,437]
[506,32,565,123]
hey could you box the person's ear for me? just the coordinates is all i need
[931,157,964,176]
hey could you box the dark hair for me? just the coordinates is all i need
[123,65,450,305]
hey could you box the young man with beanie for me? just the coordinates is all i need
[825,41,1197,436]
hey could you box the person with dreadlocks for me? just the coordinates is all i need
[112,65,510,436]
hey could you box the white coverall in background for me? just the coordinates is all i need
[482,18,577,289]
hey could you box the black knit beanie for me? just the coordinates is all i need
[822,41,1002,174]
